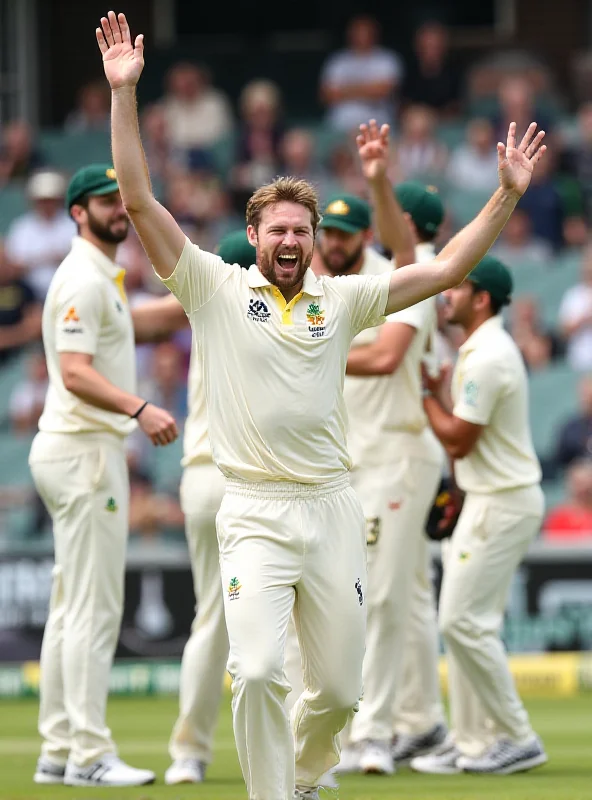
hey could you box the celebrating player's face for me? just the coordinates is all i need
[317,228,366,276]
[251,202,314,293]
[86,191,129,244]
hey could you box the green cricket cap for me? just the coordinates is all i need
[217,230,256,269]
[468,255,513,306]
[319,193,371,234]
[394,181,444,234]
[66,164,120,210]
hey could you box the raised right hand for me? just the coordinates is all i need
[137,403,178,447]
[356,119,390,182]
[96,10,144,90]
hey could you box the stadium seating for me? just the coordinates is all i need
[528,363,580,462]
[0,184,29,235]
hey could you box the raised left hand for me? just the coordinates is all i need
[498,121,547,198]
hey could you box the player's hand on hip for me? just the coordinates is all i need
[356,119,390,183]
[497,121,547,198]
[137,404,178,446]
[96,11,144,89]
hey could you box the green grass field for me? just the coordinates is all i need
[0,694,591,799]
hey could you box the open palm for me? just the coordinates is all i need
[498,122,546,197]
[356,119,390,182]
[96,11,144,90]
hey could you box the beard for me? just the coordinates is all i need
[87,209,129,244]
[258,245,312,290]
[319,241,365,276]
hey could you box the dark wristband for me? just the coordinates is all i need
[131,400,148,419]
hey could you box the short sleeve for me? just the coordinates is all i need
[453,355,503,426]
[54,279,103,355]
[387,297,432,330]
[331,272,391,338]
[159,237,234,314]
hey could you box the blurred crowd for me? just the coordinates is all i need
[2,15,592,543]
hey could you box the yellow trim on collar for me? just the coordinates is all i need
[270,286,303,325]
[113,270,127,303]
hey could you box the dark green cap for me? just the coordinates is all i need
[217,230,256,269]
[394,181,444,234]
[66,164,120,210]
[468,255,513,306]
[319,193,371,234]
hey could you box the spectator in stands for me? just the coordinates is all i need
[554,376,592,468]
[560,102,592,222]
[160,62,234,156]
[543,459,592,540]
[0,240,42,365]
[9,347,48,434]
[518,149,564,250]
[230,80,284,213]
[492,74,553,145]
[402,20,460,116]
[324,141,369,199]
[129,465,184,541]
[141,103,175,185]
[0,120,44,185]
[139,341,187,422]
[280,128,335,201]
[320,15,403,131]
[492,208,553,268]
[4,170,75,298]
[395,104,447,182]
[164,173,228,253]
[509,295,564,371]
[64,80,111,133]
[559,246,592,371]
[446,118,499,193]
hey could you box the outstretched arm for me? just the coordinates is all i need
[96,11,185,278]
[357,120,415,267]
[384,122,547,315]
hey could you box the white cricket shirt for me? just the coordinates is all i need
[161,237,391,483]
[345,244,443,468]
[182,340,213,467]
[38,236,137,437]
[452,314,542,493]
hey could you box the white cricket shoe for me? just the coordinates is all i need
[392,722,448,764]
[359,739,395,775]
[294,787,319,800]
[333,744,362,774]
[410,737,463,775]
[33,756,65,784]
[64,754,155,786]
[165,757,205,784]
[458,736,548,775]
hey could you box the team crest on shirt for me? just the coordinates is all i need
[63,306,79,323]
[306,302,326,338]
[247,298,271,322]
[463,380,479,407]
[228,577,241,600]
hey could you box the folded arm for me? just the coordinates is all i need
[346,322,415,376]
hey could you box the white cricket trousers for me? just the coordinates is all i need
[217,476,367,800]
[439,485,545,756]
[29,431,129,767]
[349,438,444,743]
[169,462,228,764]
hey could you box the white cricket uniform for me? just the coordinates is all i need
[439,314,544,755]
[168,341,228,766]
[29,236,136,767]
[160,238,391,800]
[285,246,445,743]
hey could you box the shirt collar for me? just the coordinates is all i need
[71,235,124,281]
[246,265,324,297]
[459,314,504,354]
[415,242,435,260]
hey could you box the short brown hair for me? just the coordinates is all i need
[246,177,321,235]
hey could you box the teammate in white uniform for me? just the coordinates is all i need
[29,164,177,788]
[131,232,255,785]
[308,185,446,776]
[97,12,546,797]
[413,255,548,775]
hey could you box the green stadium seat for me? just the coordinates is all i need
[151,436,184,494]
[447,188,491,228]
[528,363,579,460]
[0,431,35,486]
[436,120,467,150]
[0,184,29,235]
[39,130,112,175]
